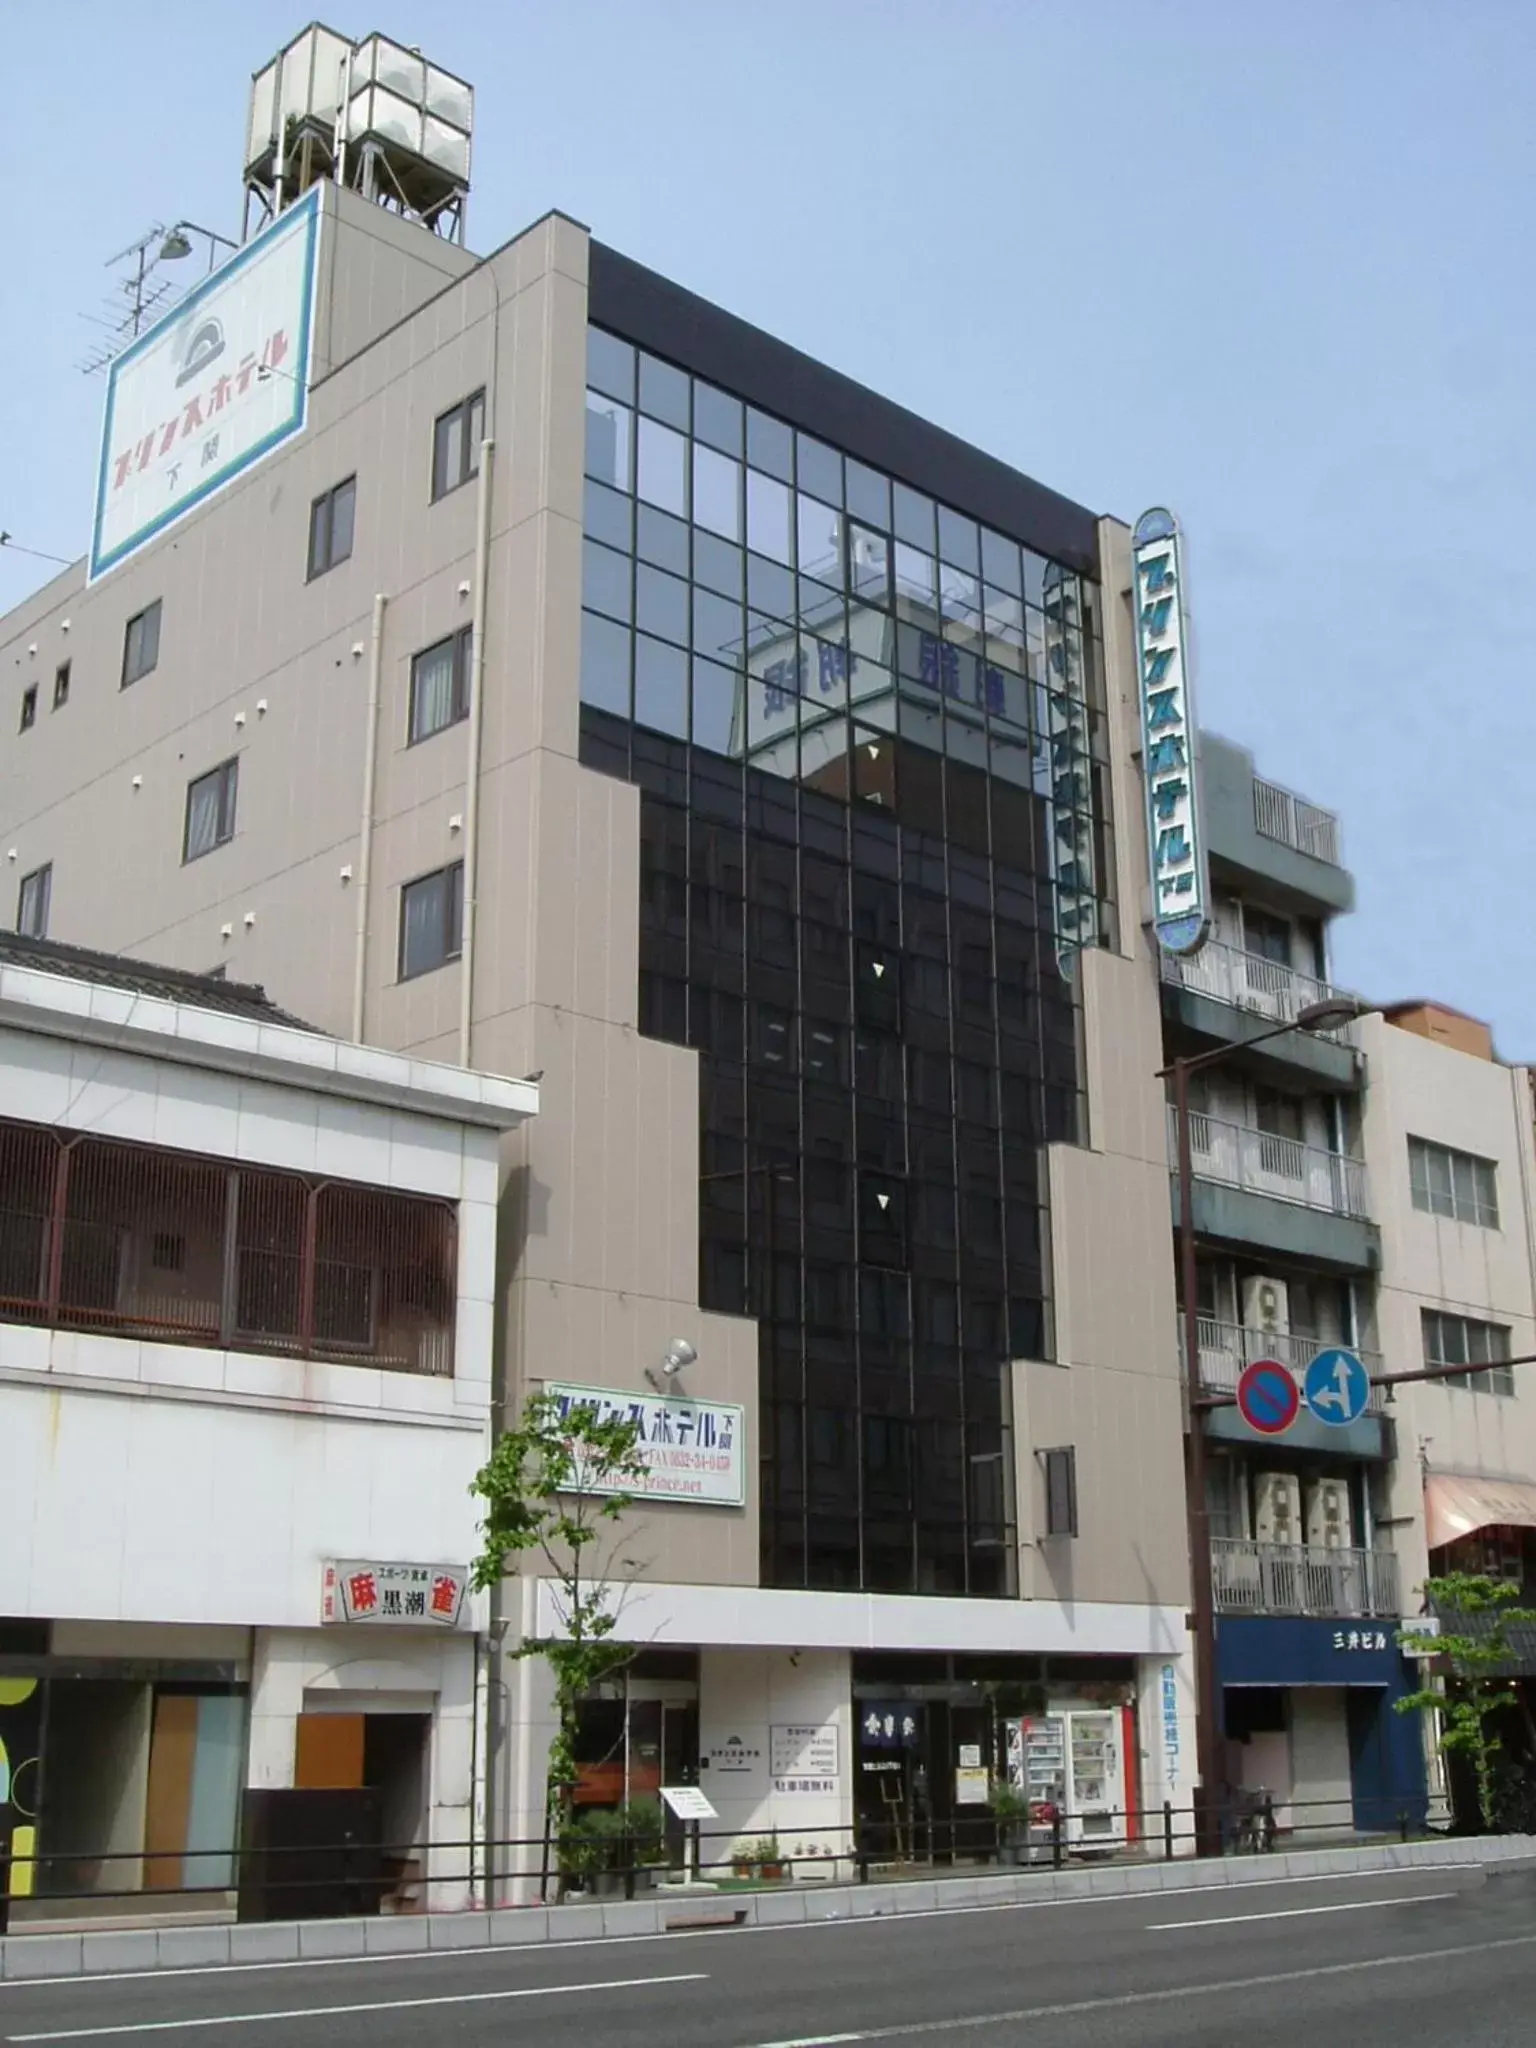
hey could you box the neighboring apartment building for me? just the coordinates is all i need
[1365,1004,1536,1816]
[0,27,1196,1881]
[0,931,534,1919]
[1159,736,1426,1833]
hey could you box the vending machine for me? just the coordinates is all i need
[1006,1706,1131,1850]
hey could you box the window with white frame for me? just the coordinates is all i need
[1422,1308,1514,1396]
[1409,1137,1499,1228]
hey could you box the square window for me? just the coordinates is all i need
[307,475,356,578]
[634,634,689,738]
[636,563,690,645]
[408,624,473,743]
[693,380,743,456]
[586,326,635,403]
[431,389,484,500]
[18,684,36,732]
[637,416,688,517]
[399,861,464,979]
[583,478,633,551]
[121,599,162,687]
[580,608,631,716]
[746,407,793,481]
[796,433,842,504]
[693,442,742,540]
[183,757,239,862]
[16,862,50,939]
[584,390,632,492]
[638,351,690,429]
[52,662,70,710]
[582,538,633,623]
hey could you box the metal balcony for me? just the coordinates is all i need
[1169,1106,1370,1220]
[1252,776,1342,866]
[1159,937,1359,1045]
[1181,1315,1387,1415]
[1212,1537,1400,1619]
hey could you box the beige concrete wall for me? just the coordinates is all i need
[0,198,761,1592]
[1011,518,1188,1616]
[1363,1017,1536,1598]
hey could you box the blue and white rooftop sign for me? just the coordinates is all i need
[1132,508,1209,956]
[89,187,321,582]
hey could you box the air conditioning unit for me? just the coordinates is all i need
[1305,1476,1352,1550]
[1242,1275,1290,1342]
[1254,1471,1302,1546]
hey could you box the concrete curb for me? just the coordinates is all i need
[3,1833,1532,1982]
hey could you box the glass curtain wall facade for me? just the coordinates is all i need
[578,324,1114,1598]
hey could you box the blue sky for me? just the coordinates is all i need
[4,3,1532,1047]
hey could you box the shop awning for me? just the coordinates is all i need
[1425,1473,1536,1550]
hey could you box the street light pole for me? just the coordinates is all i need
[1161,993,1369,1857]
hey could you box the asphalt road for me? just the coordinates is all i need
[3,1863,1535,2047]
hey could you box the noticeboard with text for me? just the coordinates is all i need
[89,187,321,582]
[545,1381,746,1507]
[1132,508,1210,956]
[322,1559,467,1628]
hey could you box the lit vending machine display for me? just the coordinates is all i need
[1006,1710,1128,1852]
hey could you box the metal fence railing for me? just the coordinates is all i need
[1159,938,1359,1046]
[1253,777,1342,866]
[1211,1537,1401,1619]
[0,1795,1440,1936]
[1169,1105,1370,1220]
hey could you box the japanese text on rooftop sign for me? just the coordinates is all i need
[89,187,321,582]
[544,1381,747,1507]
[1132,508,1209,957]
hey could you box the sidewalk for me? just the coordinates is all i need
[3,1833,1532,1982]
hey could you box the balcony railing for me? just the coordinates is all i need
[0,1116,457,1376]
[1181,1315,1387,1415]
[1160,937,1359,1047]
[1170,1105,1370,1220]
[1253,776,1342,866]
[1212,1537,1399,1618]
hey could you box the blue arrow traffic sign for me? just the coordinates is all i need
[1236,1358,1300,1436]
[1303,1347,1370,1427]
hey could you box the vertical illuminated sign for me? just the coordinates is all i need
[1132,508,1209,956]
[1042,563,1098,977]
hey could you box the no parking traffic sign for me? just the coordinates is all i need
[1235,1358,1300,1437]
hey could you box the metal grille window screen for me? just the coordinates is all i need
[1042,1446,1078,1538]
[0,1117,456,1375]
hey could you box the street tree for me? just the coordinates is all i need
[1398,1572,1536,1830]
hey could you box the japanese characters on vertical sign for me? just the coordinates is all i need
[322,1560,467,1627]
[89,186,321,582]
[1131,508,1209,956]
[859,1702,921,1750]
[1042,562,1099,978]
[1160,1661,1181,1789]
[544,1382,747,1507]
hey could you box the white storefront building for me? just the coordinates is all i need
[0,936,535,1920]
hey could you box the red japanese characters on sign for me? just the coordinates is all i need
[322,1561,468,1628]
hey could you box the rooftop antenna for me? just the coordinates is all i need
[77,221,238,377]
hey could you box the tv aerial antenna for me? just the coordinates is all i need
[77,221,237,377]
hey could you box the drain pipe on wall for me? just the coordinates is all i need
[458,441,494,1068]
[351,591,387,1043]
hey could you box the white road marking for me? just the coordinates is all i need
[734,1933,1536,2043]
[755,2037,864,2048]
[5,1969,708,2042]
[0,1865,1484,1994]
[1149,1890,1459,1930]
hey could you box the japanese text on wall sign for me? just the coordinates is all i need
[322,1560,467,1628]
[1132,509,1209,956]
[544,1381,747,1507]
[109,331,291,495]
[861,1704,920,1749]
[1334,1629,1391,1652]
[1160,1662,1180,1788]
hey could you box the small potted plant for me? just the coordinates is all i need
[616,1799,667,1890]
[749,1833,787,1882]
[730,1838,756,1880]
[991,1782,1030,1865]
[557,1810,608,1897]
